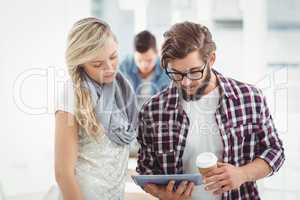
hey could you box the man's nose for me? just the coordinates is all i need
[181,76,192,87]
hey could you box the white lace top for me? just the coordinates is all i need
[45,81,130,200]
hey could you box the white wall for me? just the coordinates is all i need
[0,0,91,197]
[214,29,300,79]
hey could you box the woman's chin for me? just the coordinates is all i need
[102,74,116,84]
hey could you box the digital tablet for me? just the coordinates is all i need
[131,173,203,188]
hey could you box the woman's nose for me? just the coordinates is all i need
[103,60,114,70]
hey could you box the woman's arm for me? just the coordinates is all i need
[54,111,85,200]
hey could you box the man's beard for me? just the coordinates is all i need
[179,68,212,101]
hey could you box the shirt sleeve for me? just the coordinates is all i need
[136,109,157,175]
[255,92,285,175]
[55,80,75,115]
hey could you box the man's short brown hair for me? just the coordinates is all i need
[134,30,157,53]
[161,21,216,69]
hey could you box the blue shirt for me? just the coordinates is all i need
[119,55,170,96]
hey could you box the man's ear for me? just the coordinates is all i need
[208,52,216,68]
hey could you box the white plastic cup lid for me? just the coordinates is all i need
[196,152,218,168]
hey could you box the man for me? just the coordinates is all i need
[119,30,170,108]
[136,21,285,200]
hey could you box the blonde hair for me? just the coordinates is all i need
[65,17,114,138]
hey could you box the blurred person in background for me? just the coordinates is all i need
[120,30,170,158]
[44,17,137,200]
[119,30,170,108]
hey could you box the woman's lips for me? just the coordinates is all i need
[104,72,115,78]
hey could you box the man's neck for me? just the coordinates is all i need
[202,71,218,95]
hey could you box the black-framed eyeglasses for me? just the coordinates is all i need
[165,62,207,81]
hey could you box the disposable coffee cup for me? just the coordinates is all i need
[196,152,218,175]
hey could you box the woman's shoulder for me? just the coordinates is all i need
[55,79,76,115]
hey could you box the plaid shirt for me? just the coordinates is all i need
[136,70,285,200]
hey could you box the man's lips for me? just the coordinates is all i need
[182,86,196,91]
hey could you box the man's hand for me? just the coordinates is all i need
[144,180,194,200]
[203,162,247,195]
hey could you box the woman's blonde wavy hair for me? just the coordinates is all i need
[65,17,114,138]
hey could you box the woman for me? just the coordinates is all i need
[44,17,137,200]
